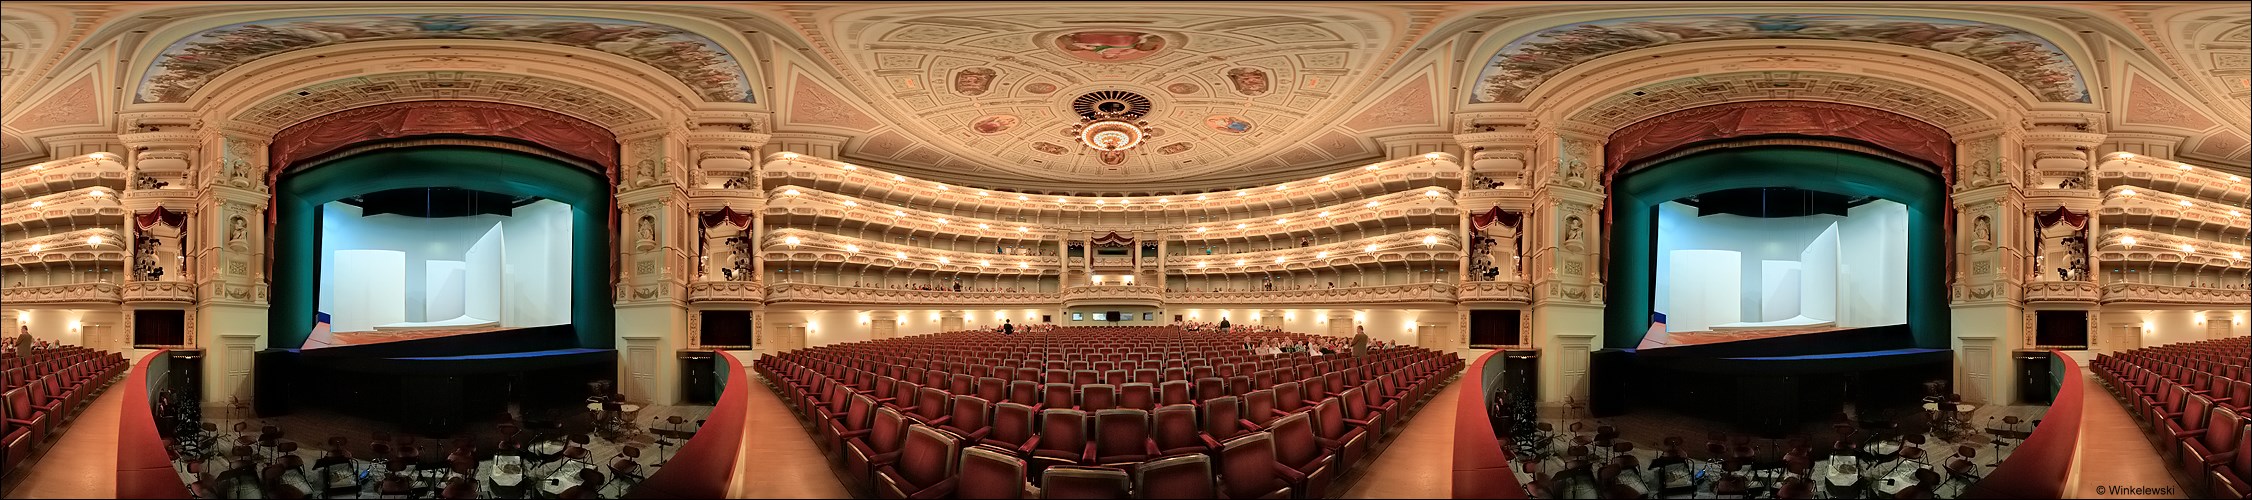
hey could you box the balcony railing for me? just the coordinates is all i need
[2099,282,2252,306]
[765,283,1051,306]
[2021,280,2099,303]
[1168,283,1457,305]
[2,154,128,200]
[1457,280,1535,304]
[1,282,123,304]
[762,229,1061,273]
[2095,154,2249,205]
[686,281,766,303]
[1061,285,1167,305]
[763,152,1461,216]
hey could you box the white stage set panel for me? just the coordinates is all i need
[331,250,406,333]
[1655,201,1908,333]
[1667,249,1742,333]
[318,200,573,333]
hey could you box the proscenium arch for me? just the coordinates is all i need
[1602,146,1950,350]
[270,146,615,350]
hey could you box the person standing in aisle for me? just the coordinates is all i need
[1352,325,1370,358]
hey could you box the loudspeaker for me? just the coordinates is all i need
[1588,349,1632,417]
[2015,354,2053,405]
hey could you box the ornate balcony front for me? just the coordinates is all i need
[1169,283,1457,306]
[2021,280,2099,304]
[121,280,197,304]
[687,280,766,304]
[1,283,122,305]
[1457,280,1534,304]
[1061,284,1166,308]
[2100,283,2252,307]
[765,283,1050,306]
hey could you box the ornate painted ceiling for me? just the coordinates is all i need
[0,2,2246,187]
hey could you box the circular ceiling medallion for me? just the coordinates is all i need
[1049,30,1169,63]
[1166,82,1200,94]
[1205,114,1254,134]
[1072,90,1152,120]
[1024,82,1059,94]
[970,114,1019,135]
[1079,120,1144,152]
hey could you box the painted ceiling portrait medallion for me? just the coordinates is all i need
[1226,67,1271,96]
[954,67,999,96]
[1050,31,1169,63]
[970,114,1019,135]
[1206,115,1254,134]
[1023,82,1059,94]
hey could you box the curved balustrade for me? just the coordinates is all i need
[2095,153,2249,205]
[2098,282,2252,306]
[764,283,1052,306]
[0,282,123,304]
[1,153,128,200]
[761,228,1062,273]
[633,351,749,498]
[1060,284,1167,307]
[1962,350,2081,499]
[1168,282,1458,306]
[2021,280,2100,303]
[118,350,193,499]
[121,280,198,303]
[767,186,1062,239]
[1171,228,1461,273]
[2099,185,2249,234]
[0,199,127,232]
[2096,227,2248,268]
[1457,280,1535,304]
[1172,189,1458,240]
[1453,349,1531,499]
[764,152,1461,214]
[686,280,766,304]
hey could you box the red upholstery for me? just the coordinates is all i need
[1188,379,1220,404]
[982,403,1039,456]
[1037,466,1130,499]
[2212,423,2250,499]
[1045,383,1078,411]
[1151,404,1208,457]
[7,387,48,445]
[848,407,912,488]
[957,445,1029,500]
[1312,397,1370,471]
[1268,411,1335,498]
[1119,383,1155,412]
[1242,390,1278,431]
[1134,454,1217,499]
[1273,382,1306,415]
[1217,433,1291,499]
[909,387,954,427]
[1081,384,1118,413]
[978,377,1008,406]
[1091,409,1157,467]
[2179,406,2242,476]
[824,394,878,454]
[1342,386,1386,439]
[1029,409,1094,474]
[940,395,994,442]
[877,425,961,499]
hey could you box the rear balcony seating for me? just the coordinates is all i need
[754,326,1461,496]
[2092,336,2251,497]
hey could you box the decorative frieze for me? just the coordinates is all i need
[1,283,122,304]
[765,283,1050,306]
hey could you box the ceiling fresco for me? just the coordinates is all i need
[133,14,755,104]
[1469,13,2092,104]
[802,4,1411,183]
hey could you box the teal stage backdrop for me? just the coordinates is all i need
[1602,146,1950,350]
[270,146,615,350]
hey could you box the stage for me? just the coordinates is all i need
[1592,324,1953,437]
[1636,325,1848,349]
[259,324,615,434]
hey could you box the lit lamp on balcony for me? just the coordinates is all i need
[2181,244,2196,253]
[1092,275,1105,284]
[86,235,104,247]
[2121,236,2137,248]
[1422,235,1439,248]
[1120,275,1134,284]
[783,235,801,248]
[28,244,42,253]
[1365,244,1380,253]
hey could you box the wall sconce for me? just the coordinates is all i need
[68,320,81,332]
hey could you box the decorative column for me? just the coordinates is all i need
[1526,123,1607,404]
[120,122,205,354]
[1948,126,2030,406]
[196,125,275,407]
[2021,116,2105,352]
[613,120,690,406]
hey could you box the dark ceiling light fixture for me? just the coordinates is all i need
[1067,91,1159,165]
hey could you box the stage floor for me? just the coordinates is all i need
[1636,325,1848,349]
[324,326,511,347]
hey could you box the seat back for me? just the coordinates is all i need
[1313,397,1349,440]
[1082,384,1117,412]
[1037,409,1090,454]
[959,445,1029,500]
[1269,411,1323,469]
[1133,454,1216,499]
[990,403,1037,447]
[1188,379,1219,403]
[2182,395,2217,431]
[1219,433,1283,499]
[978,377,1008,404]
[1093,409,1152,460]
[1120,383,1155,411]
[2199,406,2244,454]
[843,394,877,432]
[1044,383,1077,410]
[1040,466,1130,499]
[869,408,910,454]
[1273,382,1304,413]
[1150,406,1198,449]
[1244,389,1278,427]
[953,373,977,395]
[1203,396,1244,440]
[2234,421,2252,476]
[1010,380,1042,407]
[894,425,962,491]
[951,395,992,431]
[915,387,953,421]
[1303,376,1327,402]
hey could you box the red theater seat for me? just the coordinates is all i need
[1090,409,1157,467]
[1268,411,1335,499]
[1038,466,1130,499]
[876,425,961,499]
[846,407,912,488]
[958,445,1030,500]
[940,395,994,442]
[1218,433,1292,499]
[1135,454,1217,498]
[1312,397,1370,471]
[1151,404,1208,457]
[1028,409,1094,475]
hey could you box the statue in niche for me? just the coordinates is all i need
[1559,157,1587,185]
[635,158,660,187]
[226,216,248,249]
[1562,215,1585,251]
[635,215,657,252]
[1971,215,1993,251]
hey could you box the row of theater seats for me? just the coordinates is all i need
[2,346,128,473]
[754,327,1462,498]
[2093,336,2252,499]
